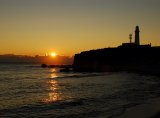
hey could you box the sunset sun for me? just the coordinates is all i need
[51,52,57,57]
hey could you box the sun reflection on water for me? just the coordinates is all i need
[43,69,62,103]
[44,91,60,103]
[50,68,58,78]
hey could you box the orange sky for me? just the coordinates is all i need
[0,0,160,56]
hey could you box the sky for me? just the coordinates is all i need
[0,0,160,56]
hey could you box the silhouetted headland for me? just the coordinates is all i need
[73,26,160,75]
[0,54,73,65]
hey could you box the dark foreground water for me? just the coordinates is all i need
[0,64,160,118]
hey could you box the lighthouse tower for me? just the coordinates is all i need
[135,26,140,45]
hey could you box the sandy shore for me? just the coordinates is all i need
[114,97,160,118]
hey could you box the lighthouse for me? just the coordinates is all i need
[118,26,151,48]
[135,26,140,45]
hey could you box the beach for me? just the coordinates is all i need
[114,97,160,118]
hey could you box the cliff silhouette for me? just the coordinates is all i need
[73,26,160,74]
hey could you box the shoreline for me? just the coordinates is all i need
[114,97,160,118]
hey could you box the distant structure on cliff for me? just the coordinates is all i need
[118,26,151,48]
[73,26,160,73]
[135,26,140,45]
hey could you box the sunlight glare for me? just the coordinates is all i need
[51,52,57,57]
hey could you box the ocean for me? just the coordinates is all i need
[0,64,160,118]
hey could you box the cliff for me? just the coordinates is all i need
[73,46,160,73]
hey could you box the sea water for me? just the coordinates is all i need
[0,64,160,118]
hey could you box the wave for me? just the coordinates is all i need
[48,72,111,80]
[1,93,159,118]
[0,98,85,117]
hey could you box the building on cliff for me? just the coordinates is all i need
[118,26,151,48]
[73,26,160,73]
